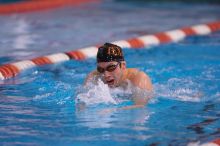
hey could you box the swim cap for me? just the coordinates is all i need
[97,43,124,62]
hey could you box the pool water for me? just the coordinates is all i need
[0,1,220,146]
[0,1,220,62]
[1,32,220,146]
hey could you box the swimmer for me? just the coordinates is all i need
[84,43,153,110]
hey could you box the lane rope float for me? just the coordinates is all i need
[0,0,99,14]
[0,21,220,80]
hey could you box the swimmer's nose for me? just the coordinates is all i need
[103,70,111,78]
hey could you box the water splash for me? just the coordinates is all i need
[154,78,203,102]
[75,79,154,106]
[33,81,73,105]
[75,79,117,105]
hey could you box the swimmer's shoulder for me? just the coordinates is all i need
[126,68,152,91]
[126,68,142,79]
[89,70,99,76]
[84,70,100,85]
[127,68,150,77]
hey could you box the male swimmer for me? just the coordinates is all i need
[84,43,153,110]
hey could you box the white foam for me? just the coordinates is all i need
[154,78,202,102]
[33,93,54,100]
[75,79,117,105]
[75,79,153,106]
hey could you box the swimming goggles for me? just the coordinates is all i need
[97,62,120,73]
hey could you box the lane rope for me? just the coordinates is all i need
[188,138,220,146]
[0,0,99,14]
[0,21,220,80]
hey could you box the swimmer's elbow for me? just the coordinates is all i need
[134,97,149,106]
[121,104,145,110]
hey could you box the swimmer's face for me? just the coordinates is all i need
[97,61,126,88]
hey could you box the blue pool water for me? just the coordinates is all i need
[0,1,220,146]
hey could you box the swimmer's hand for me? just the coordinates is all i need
[99,108,116,115]
[120,104,145,110]
[99,104,145,115]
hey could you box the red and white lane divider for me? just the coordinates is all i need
[0,0,99,14]
[188,138,220,146]
[0,21,220,80]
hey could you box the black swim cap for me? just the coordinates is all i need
[97,43,124,62]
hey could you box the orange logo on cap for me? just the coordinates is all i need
[107,46,122,56]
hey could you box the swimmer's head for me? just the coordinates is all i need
[97,43,124,63]
[96,43,126,87]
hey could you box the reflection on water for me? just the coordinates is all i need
[75,104,152,130]
[0,1,220,62]
[12,18,38,55]
[0,1,220,145]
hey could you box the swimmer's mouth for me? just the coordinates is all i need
[106,79,114,86]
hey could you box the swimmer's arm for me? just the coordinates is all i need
[100,96,149,114]
[99,71,153,114]
[119,104,145,110]
[100,105,145,114]
[117,97,149,110]
[100,103,143,114]
[131,71,153,105]
[101,73,153,113]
